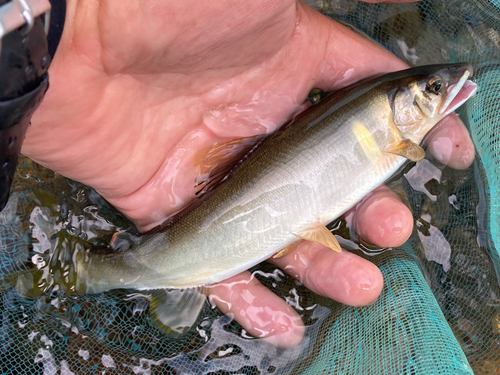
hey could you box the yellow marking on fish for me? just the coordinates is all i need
[352,121,382,160]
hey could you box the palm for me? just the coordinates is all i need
[22,0,474,346]
[24,0,406,230]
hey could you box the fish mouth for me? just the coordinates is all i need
[439,70,478,116]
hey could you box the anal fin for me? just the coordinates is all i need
[149,287,207,338]
[384,139,425,162]
[295,224,342,253]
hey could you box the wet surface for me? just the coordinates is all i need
[1,1,500,373]
[1,134,497,374]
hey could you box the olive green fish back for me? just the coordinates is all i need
[0,0,500,374]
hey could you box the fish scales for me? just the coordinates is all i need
[77,64,477,293]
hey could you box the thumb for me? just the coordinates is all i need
[301,3,407,91]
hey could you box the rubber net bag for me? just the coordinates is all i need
[0,0,499,374]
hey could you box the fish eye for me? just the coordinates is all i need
[427,77,443,94]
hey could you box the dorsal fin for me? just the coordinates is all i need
[193,135,267,196]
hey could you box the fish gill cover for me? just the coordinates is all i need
[0,0,499,374]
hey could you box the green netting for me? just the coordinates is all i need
[299,248,473,375]
[467,67,500,258]
[0,0,500,374]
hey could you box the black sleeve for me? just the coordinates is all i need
[0,1,57,211]
[48,0,66,58]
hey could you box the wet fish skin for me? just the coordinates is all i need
[76,63,477,294]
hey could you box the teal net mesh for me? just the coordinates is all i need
[1,0,500,373]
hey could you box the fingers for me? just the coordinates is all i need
[268,114,474,314]
[307,4,474,171]
[425,113,475,170]
[269,242,384,306]
[309,7,474,171]
[208,271,305,348]
[207,183,411,346]
[270,186,410,306]
[306,4,474,171]
[352,186,413,247]
[302,4,408,91]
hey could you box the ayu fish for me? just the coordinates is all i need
[71,63,477,334]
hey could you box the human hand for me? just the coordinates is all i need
[23,0,475,346]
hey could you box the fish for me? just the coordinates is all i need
[66,64,478,335]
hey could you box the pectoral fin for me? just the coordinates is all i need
[384,139,425,162]
[149,287,207,338]
[295,224,342,253]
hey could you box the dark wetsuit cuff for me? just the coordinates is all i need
[0,1,53,211]
[48,0,66,58]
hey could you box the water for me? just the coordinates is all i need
[1,134,497,374]
[327,142,500,374]
[0,157,336,374]
[403,153,500,373]
[1,1,500,373]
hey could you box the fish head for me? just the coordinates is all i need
[391,63,477,141]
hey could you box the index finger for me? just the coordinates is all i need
[425,113,475,170]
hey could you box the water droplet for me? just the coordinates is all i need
[41,54,50,69]
[25,64,34,76]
